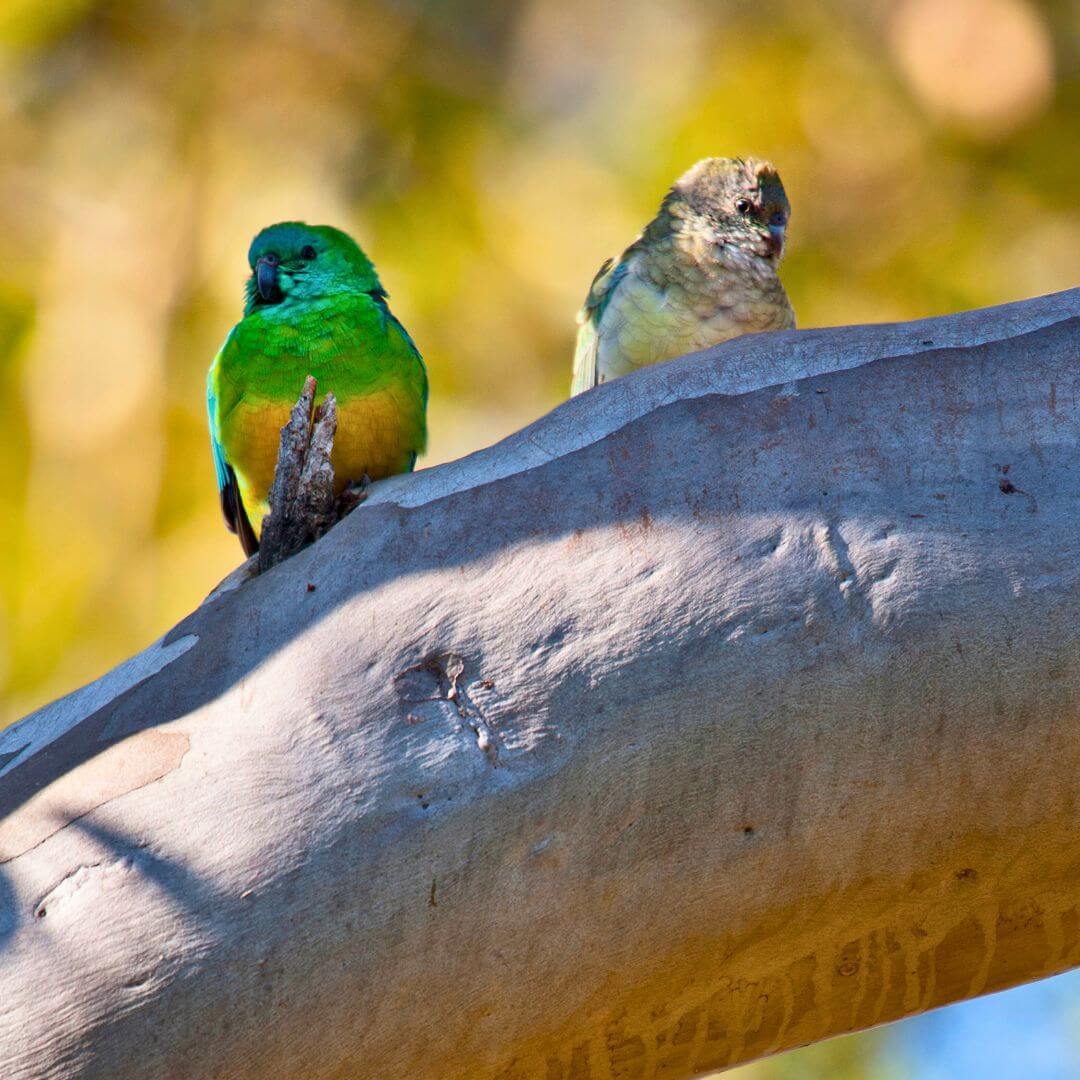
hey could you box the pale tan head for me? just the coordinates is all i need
[668,157,791,263]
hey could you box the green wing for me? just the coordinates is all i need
[369,288,429,469]
[207,330,258,556]
[570,255,629,397]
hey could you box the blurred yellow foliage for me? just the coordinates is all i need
[0,0,1077,729]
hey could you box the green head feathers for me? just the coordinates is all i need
[244,222,383,315]
[667,157,791,263]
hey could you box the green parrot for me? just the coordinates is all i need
[571,157,795,395]
[207,222,428,556]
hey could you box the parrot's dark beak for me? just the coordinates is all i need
[256,256,282,302]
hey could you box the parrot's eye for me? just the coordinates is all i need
[770,211,788,227]
[300,245,317,260]
[735,198,753,216]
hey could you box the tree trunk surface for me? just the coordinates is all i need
[1,289,1078,1079]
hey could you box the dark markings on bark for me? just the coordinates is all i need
[258,376,340,574]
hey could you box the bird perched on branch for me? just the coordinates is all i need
[570,157,795,395]
[207,223,428,556]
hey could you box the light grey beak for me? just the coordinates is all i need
[767,223,786,258]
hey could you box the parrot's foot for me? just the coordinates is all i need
[335,474,372,520]
[258,376,339,574]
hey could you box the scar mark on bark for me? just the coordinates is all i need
[0,731,190,863]
[995,465,1037,513]
[394,654,502,766]
[34,856,138,919]
[813,522,872,619]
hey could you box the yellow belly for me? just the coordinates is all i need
[599,287,743,379]
[597,268,794,381]
[225,389,419,529]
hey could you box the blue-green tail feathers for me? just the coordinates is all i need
[207,356,259,556]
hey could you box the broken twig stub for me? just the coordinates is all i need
[258,376,339,574]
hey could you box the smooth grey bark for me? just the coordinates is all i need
[0,288,1078,1079]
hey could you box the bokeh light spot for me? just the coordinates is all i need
[888,0,1054,138]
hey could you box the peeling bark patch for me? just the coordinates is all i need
[0,730,189,863]
[0,634,197,781]
[394,654,502,765]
